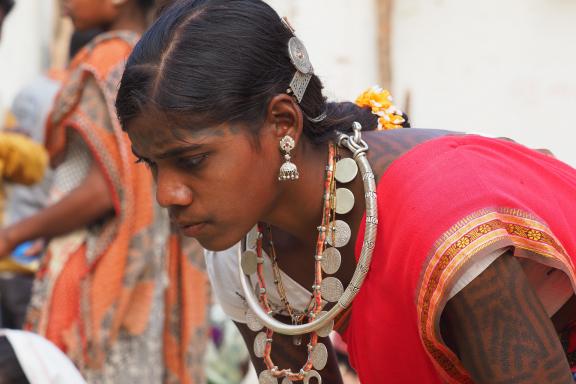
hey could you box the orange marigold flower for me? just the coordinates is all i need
[355,85,405,131]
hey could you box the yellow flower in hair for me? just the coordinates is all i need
[355,85,405,130]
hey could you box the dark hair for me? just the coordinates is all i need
[116,0,401,144]
[0,336,30,384]
[69,29,102,59]
[138,0,156,10]
[0,0,14,15]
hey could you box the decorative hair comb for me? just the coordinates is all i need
[282,17,314,104]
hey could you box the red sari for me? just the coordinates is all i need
[344,134,576,383]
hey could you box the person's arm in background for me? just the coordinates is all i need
[0,161,114,258]
[0,79,116,258]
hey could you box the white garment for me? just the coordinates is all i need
[0,329,86,384]
[205,227,313,324]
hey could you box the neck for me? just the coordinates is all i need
[263,139,329,246]
[106,4,147,34]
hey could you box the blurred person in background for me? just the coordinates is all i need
[0,128,49,330]
[0,0,49,331]
[0,0,209,383]
[0,29,101,331]
[0,329,86,384]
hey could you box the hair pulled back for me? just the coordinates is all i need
[116,0,379,144]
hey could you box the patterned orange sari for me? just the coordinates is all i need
[25,32,209,383]
[343,134,576,383]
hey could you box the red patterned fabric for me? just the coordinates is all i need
[343,135,576,383]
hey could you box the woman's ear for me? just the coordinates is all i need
[265,94,304,145]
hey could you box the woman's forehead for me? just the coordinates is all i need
[127,113,245,156]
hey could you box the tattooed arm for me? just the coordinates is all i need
[441,253,573,384]
[235,317,344,384]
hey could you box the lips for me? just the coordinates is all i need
[178,222,208,238]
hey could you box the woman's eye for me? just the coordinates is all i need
[178,154,208,169]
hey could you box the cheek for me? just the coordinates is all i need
[205,150,277,215]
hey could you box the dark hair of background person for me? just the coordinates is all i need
[0,0,14,16]
[0,336,30,384]
[116,0,409,146]
[138,0,156,11]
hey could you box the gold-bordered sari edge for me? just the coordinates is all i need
[415,208,576,384]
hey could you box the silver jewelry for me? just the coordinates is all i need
[241,250,259,275]
[335,188,355,215]
[259,370,278,384]
[287,36,313,103]
[320,277,344,303]
[278,135,299,181]
[335,157,359,184]
[254,332,268,358]
[326,220,351,248]
[303,109,327,123]
[315,311,334,338]
[239,121,377,336]
[303,370,322,384]
[310,343,329,370]
[246,309,264,332]
[321,247,341,275]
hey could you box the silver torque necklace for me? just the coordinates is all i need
[238,122,378,383]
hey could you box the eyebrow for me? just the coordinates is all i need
[131,143,205,160]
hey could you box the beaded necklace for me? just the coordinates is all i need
[240,123,376,384]
[252,142,336,383]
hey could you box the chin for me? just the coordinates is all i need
[189,220,254,252]
[195,233,243,253]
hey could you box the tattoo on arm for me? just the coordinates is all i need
[235,318,344,384]
[441,253,573,384]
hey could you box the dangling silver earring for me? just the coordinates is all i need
[278,135,299,181]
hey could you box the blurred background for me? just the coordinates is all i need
[2,0,576,165]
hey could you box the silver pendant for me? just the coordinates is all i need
[320,277,344,303]
[254,332,268,358]
[310,343,328,370]
[246,309,264,332]
[335,158,358,184]
[321,247,341,275]
[315,311,334,338]
[326,220,351,248]
[259,370,278,384]
[335,188,355,215]
[241,250,258,275]
[246,229,259,249]
[303,370,322,384]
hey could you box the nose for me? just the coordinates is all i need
[155,169,193,208]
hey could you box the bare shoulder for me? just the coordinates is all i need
[364,128,459,180]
